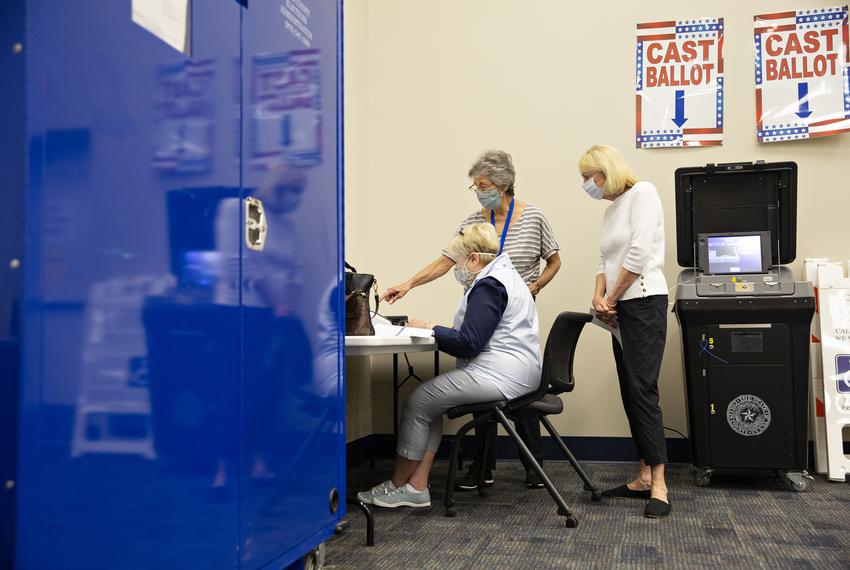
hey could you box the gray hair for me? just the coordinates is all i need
[468,150,516,196]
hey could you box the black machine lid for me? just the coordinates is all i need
[675,161,797,268]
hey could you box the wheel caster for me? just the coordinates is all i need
[444,508,456,518]
[303,543,326,570]
[691,467,712,487]
[591,490,602,502]
[782,471,811,493]
[565,516,578,528]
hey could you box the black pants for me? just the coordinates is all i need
[471,409,543,471]
[612,295,668,466]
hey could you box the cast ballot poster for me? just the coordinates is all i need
[635,18,724,148]
[152,60,215,175]
[250,50,323,169]
[755,6,850,142]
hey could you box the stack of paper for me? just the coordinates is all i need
[372,315,434,339]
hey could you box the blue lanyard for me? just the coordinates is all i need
[490,198,514,255]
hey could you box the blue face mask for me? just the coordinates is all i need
[476,188,502,210]
[582,178,605,200]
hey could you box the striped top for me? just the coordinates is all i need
[442,204,559,284]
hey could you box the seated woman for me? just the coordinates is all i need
[358,223,542,508]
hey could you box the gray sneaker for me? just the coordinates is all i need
[356,480,395,505]
[373,484,431,508]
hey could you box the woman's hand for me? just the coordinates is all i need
[593,294,615,316]
[381,283,410,304]
[406,318,435,330]
[602,294,618,313]
[595,294,619,328]
[597,312,618,329]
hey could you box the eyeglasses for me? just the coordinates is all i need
[468,183,496,192]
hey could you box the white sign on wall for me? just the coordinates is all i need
[754,6,850,142]
[635,18,725,148]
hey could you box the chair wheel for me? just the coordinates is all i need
[691,467,712,487]
[591,490,602,502]
[444,508,456,518]
[565,516,578,528]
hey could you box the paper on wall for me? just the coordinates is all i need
[635,17,725,148]
[132,0,191,56]
[754,6,850,143]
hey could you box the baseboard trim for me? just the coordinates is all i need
[349,434,850,468]
[347,434,693,465]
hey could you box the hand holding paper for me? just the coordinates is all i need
[590,307,622,346]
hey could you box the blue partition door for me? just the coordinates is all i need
[14,1,344,568]
[238,1,345,568]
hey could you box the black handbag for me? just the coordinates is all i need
[344,262,379,336]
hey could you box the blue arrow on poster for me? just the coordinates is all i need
[672,89,688,128]
[795,82,812,119]
[282,114,293,148]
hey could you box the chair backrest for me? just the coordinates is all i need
[541,311,592,395]
[506,311,592,408]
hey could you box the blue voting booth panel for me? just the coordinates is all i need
[5,1,345,568]
[0,3,26,568]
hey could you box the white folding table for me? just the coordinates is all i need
[343,335,440,546]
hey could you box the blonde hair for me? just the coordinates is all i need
[447,223,499,261]
[578,145,639,198]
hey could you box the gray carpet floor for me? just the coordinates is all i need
[327,460,850,569]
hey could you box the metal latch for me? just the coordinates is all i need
[244,197,268,252]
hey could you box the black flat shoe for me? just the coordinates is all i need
[644,498,671,518]
[524,469,545,489]
[601,484,651,499]
[454,464,494,492]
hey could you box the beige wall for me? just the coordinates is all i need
[343,0,850,444]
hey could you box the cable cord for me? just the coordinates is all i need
[663,426,688,439]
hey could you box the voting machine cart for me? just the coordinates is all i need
[673,161,815,491]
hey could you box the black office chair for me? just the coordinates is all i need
[442,311,601,528]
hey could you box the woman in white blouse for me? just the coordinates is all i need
[578,145,671,519]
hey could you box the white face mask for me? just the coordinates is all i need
[582,177,605,200]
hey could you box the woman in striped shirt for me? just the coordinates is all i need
[381,150,561,490]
